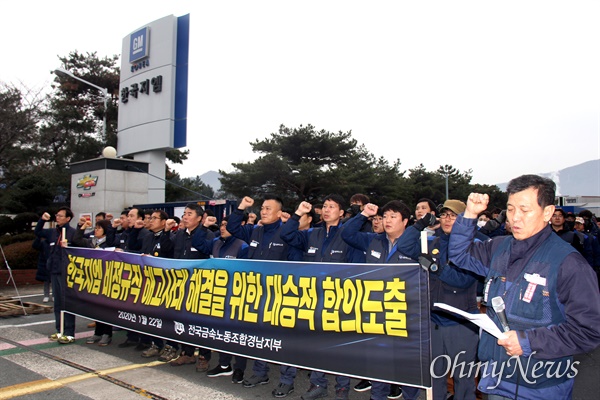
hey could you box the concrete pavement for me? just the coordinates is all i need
[1,284,599,399]
[0,285,379,400]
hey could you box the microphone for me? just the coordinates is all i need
[491,296,510,332]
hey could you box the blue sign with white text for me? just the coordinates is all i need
[129,27,149,63]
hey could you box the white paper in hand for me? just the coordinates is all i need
[433,302,507,339]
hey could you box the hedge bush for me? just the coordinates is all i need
[13,212,40,233]
[0,216,16,235]
[0,233,36,246]
[1,240,39,270]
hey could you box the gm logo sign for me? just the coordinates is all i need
[129,27,150,63]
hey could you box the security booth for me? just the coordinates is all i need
[70,157,150,222]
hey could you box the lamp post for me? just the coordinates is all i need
[445,174,449,200]
[441,165,451,200]
[53,68,109,143]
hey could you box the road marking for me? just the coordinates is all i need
[1,293,45,300]
[13,293,45,298]
[0,333,168,399]
[0,320,54,329]
[0,331,94,351]
[0,361,164,399]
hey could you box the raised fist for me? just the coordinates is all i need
[204,216,217,227]
[165,219,177,231]
[414,213,438,231]
[239,196,254,209]
[466,193,489,218]
[362,203,378,218]
[296,201,312,216]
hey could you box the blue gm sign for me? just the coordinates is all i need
[129,27,150,63]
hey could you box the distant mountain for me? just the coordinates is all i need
[496,159,600,196]
[199,170,222,192]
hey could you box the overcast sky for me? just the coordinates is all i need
[2,1,599,186]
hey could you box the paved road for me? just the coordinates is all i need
[0,286,388,400]
[1,286,598,399]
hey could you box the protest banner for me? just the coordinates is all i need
[64,247,431,387]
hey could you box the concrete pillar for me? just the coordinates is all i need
[134,150,166,203]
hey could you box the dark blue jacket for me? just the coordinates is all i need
[214,236,249,259]
[591,233,600,268]
[553,227,584,254]
[396,224,483,326]
[226,209,302,261]
[578,231,599,267]
[114,227,131,250]
[128,228,174,258]
[33,236,50,282]
[170,226,212,259]
[34,219,76,275]
[449,215,600,397]
[340,214,409,263]
[71,225,114,249]
[192,227,248,259]
[280,214,364,263]
[478,233,574,389]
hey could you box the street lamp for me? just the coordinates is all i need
[53,68,109,143]
[441,165,451,200]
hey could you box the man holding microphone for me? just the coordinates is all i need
[448,174,600,399]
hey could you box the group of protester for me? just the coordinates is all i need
[33,174,600,400]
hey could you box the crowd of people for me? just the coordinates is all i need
[33,174,600,400]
